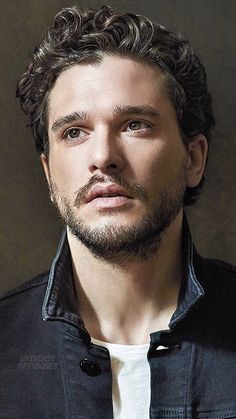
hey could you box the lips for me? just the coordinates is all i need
[86,184,132,203]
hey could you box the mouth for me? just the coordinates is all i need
[86,184,133,208]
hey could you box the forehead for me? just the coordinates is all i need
[48,55,171,121]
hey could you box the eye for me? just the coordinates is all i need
[126,121,149,131]
[63,127,87,141]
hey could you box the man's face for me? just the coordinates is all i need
[43,56,189,261]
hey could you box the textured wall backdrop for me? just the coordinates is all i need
[0,0,235,294]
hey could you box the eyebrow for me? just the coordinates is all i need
[112,105,160,118]
[51,111,88,132]
[50,105,160,132]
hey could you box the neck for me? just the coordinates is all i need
[67,210,184,344]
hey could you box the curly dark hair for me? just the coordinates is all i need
[16,5,215,205]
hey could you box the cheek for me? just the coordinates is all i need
[129,141,186,192]
[127,142,174,183]
[48,149,86,193]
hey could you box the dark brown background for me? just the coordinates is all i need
[0,0,235,294]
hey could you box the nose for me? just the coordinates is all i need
[87,127,125,174]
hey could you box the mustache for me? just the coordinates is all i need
[74,174,147,207]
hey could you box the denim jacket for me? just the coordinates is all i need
[0,221,235,419]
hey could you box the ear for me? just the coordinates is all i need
[186,134,208,188]
[40,153,50,185]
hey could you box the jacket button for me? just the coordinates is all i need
[79,358,101,376]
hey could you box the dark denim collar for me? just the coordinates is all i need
[169,216,204,328]
[42,216,204,336]
[42,228,89,337]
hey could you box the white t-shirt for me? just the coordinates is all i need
[92,337,150,419]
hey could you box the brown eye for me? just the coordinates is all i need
[127,121,149,131]
[69,128,80,138]
[64,127,87,140]
[128,121,142,131]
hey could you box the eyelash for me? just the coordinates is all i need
[62,127,87,141]
[61,120,153,142]
[125,120,151,133]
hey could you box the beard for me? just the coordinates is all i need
[49,165,187,263]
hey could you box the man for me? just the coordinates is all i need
[0,4,235,418]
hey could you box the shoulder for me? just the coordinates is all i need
[194,252,236,306]
[0,272,49,309]
[0,272,51,344]
[202,256,236,300]
[194,253,236,284]
[205,257,236,274]
[194,253,236,321]
[196,254,236,285]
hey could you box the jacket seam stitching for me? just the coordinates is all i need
[185,341,194,414]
